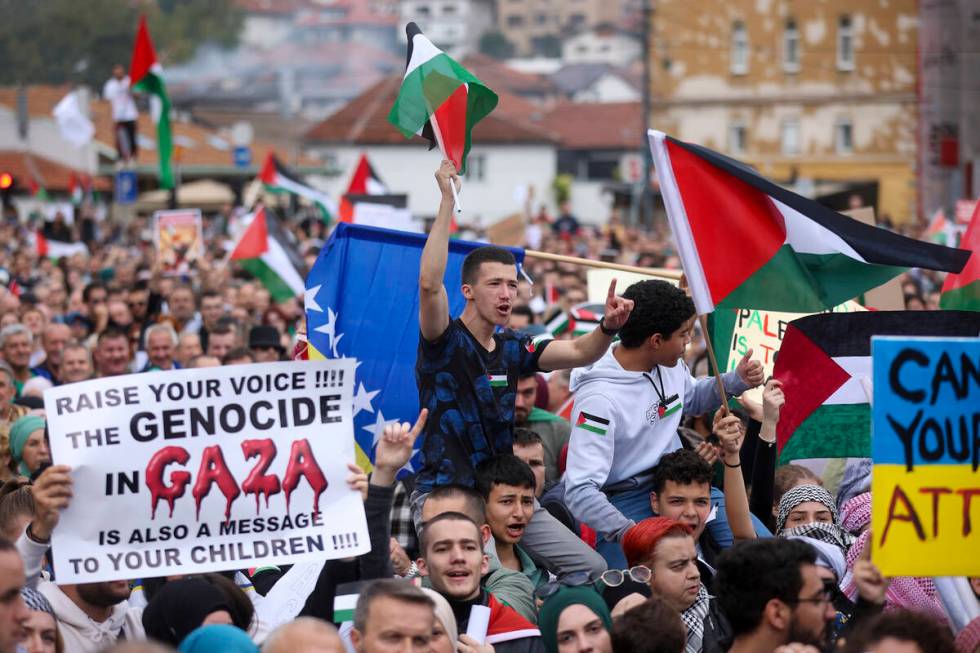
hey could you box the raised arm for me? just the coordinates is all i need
[418,161,459,341]
[714,412,756,541]
[537,279,634,371]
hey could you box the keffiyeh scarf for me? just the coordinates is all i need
[781,521,855,557]
[776,484,840,534]
[682,585,712,653]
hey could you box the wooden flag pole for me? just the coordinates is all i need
[523,250,683,279]
[698,314,730,416]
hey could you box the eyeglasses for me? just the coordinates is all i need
[534,571,593,601]
[599,566,652,587]
[791,579,837,606]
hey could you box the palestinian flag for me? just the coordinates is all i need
[333,581,368,623]
[339,154,388,222]
[772,310,980,462]
[940,201,979,311]
[35,231,88,260]
[129,16,173,189]
[260,152,337,223]
[544,309,571,336]
[388,22,498,174]
[576,412,609,436]
[924,208,950,244]
[525,333,551,354]
[648,131,971,314]
[487,373,508,388]
[229,207,306,303]
[570,307,602,337]
[27,177,49,201]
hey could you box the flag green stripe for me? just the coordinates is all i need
[132,72,173,189]
[719,245,905,312]
[333,608,355,623]
[238,258,298,303]
[662,403,681,417]
[939,280,980,311]
[579,423,606,435]
[778,403,870,463]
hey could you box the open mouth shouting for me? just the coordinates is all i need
[505,521,526,540]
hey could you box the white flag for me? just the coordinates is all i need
[52,91,94,147]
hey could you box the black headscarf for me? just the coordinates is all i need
[142,578,234,646]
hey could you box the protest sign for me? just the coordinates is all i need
[586,268,678,305]
[710,301,866,405]
[44,359,369,583]
[870,336,980,576]
[153,208,204,275]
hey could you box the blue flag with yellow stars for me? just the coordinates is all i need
[304,222,525,469]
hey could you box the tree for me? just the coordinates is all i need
[0,0,243,89]
[478,30,516,60]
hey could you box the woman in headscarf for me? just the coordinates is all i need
[8,415,49,478]
[142,577,252,647]
[539,586,613,653]
[775,483,855,555]
[422,587,459,653]
[20,587,63,653]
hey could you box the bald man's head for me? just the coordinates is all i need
[263,617,345,653]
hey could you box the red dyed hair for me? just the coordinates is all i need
[621,517,693,568]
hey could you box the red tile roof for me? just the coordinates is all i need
[0,151,111,192]
[534,101,643,150]
[459,54,556,97]
[304,76,557,145]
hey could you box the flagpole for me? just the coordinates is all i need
[427,113,462,214]
[698,314,730,416]
[523,250,683,279]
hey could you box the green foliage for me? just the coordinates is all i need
[478,30,515,60]
[552,174,573,204]
[0,0,243,89]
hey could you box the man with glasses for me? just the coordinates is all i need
[715,539,836,653]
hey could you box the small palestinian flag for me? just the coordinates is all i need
[773,310,980,462]
[487,373,508,388]
[648,131,971,314]
[35,231,88,260]
[544,310,571,337]
[333,581,368,623]
[525,333,551,354]
[388,22,498,174]
[576,412,609,436]
[570,307,602,337]
[229,207,306,303]
[339,153,388,222]
[940,200,979,311]
[260,152,337,223]
[129,16,173,189]
[924,208,951,245]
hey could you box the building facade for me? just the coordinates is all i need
[649,0,919,224]
[498,0,627,57]
[398,0,494,57]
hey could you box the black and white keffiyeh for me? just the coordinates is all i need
[776,484,839,534]
[681,585,712,653]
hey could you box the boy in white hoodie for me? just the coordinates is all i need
[563,280,764,567]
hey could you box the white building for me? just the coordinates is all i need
[397,0,495,58]
[550,63,641,103]
[304,76,558,225]
[562,26,641,67]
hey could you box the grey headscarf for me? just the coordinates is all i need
[787,535,847,580]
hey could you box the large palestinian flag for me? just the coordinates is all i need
[229,207,306,303]
[647,131,971,315]
[939,200,979,311]
[129,16,173,189]
[260,153,337,223]
[388,22,498,174]
[772,310,980,462]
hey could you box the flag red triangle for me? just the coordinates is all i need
[230,208,269,260]
[129,15,159,85]
[35,231,48,258]
[941,200,979,292]
[346,154,372,195]
[431,85,468,172]
[259,152,278,185]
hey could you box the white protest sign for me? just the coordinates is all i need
[44,359,368,583]
[586,268,678,303]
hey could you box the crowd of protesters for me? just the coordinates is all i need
[0,162,975,653]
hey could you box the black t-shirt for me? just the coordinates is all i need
[415,319,550,493]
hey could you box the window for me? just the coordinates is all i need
[729,122,748,155]
[468,153,486,181]
[535,13,548,25]
[442,3,456,13]
[731,21,749,75]
[781,119,800,155]
[417,4,430,16]
[783,19,800,72]
[506,14,523,27]
[835,118,854,154]
[837,15,854,71]
[569,13,586,28]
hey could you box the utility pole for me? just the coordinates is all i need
[640,0,654,228]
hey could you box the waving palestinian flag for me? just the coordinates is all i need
[940,200,979,311]
[648,131,971,315]
[772,310,980,462]
[339,153,388,222]
[388,22,498,174]
[260,152,337,223]
[230,207,306,303]
[129,16,173,189]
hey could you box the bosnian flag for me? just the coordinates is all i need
[260,152,337,223]
[388,22,497,174]
[129,16,173,189]
[229,207,306,303]
[940,200,980,311]
[648,131,970,314]
[339,153,388,222]
[773,310,980,462]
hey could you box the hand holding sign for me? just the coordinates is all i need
[601,279,634,332]
[735,348,765,388]
[853,538,888,605]
[32,465,74,541]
